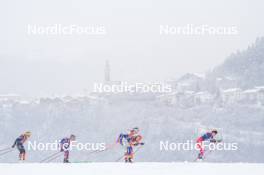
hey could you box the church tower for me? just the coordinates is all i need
[104,60,110,82]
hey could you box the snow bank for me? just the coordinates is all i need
[0,163,263,175]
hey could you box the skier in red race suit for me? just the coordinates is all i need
[196,129,218,160]
[117,127,144,163]
[12,131,31,161]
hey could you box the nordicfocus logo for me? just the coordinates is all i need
[27,24,106,36]
[93,81,172,93]
[27,140,106,151]
[160,140,238,151]
[160,24,238,36]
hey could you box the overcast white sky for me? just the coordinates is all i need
[1,0,264,96]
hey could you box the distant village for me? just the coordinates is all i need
[158,73,264,108]
[1,61,264,109]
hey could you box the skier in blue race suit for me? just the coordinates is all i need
[60,134,76,163]
[12,131,31,161]
[117,127,144,163]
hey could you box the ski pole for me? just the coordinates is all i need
[40,151,61,163]
[116,146,143,162]
[45,153,62,163]
[72,143,119,163]
[202,140,221,160]
[80,149,107,163]
[115,154,124,162]
[0,147,12,152]
[194,146,216,162]
[84,148,105,158]
[0,149,14,157]
[85,143,118,158]
[94,143,118,154]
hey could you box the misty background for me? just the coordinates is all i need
[1,0,264,96]
[1,0,264,163]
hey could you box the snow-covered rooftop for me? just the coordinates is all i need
[223,88,241,93]
[243,89,260,93]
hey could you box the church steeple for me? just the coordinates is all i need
[104,60,110,82]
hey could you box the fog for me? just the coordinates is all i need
[1,0,264,96]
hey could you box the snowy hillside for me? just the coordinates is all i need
[1,163,264,175]
[167,37,264,94]
[211,37,264,89]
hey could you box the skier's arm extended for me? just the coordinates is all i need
[132,135,144,146]
[117,134,124,145]
[133,142,144,146]
[11,139,18,148]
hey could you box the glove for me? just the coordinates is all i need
[134,143,144,146]
[210,139,216,143]
[216,139,222,143]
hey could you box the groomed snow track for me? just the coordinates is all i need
[0,163,263,175]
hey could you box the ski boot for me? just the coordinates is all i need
[125,157,133,163]
[63,159,70,163]
[197,153,204,161]
[128,158,133,163]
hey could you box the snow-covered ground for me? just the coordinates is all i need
[0,163,263,175]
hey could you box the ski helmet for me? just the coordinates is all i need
[212,129,218,134]
[132,127,139,133]
[70,134,76,140]
[24,131,31,137]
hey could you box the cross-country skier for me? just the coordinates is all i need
[196,129,218,160]
[11,131,31,161]
[117,127,144,163]
[59,134,76,163]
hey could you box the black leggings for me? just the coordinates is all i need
[17,144,25,154]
